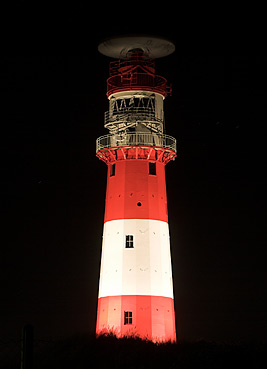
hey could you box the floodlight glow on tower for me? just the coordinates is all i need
[96,36,177,342]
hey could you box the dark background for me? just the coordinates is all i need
[1,27,266,344]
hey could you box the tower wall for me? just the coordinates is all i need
[96,159,176,342]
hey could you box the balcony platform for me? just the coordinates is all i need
[96,133,176,165]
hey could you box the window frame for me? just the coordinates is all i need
[125,234,134,248]
[124,311,133,325]
[110,163,115,177]
[149,162,156,175]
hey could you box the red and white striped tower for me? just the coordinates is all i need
[96,36,177,342]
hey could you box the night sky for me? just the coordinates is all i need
[1,39,267,343]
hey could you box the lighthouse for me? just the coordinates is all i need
[95,36,177,342]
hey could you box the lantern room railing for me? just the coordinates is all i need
[107,73,168,97]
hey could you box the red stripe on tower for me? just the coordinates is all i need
[96,36,177,342]
[104,160,168,223]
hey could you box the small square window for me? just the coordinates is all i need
[124,311,132,325]
[110,163,115,177]
[149,162,156,175]
[125,235,134,248]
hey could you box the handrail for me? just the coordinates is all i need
[96,132,176,153]
[109,57,155,77]
[107,73,167,97]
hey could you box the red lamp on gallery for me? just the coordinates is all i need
[96,36,177,342]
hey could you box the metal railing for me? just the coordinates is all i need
[96,132,176,153]
[107,73,167,97]
[104,107,163,128]
[109,57,155,77]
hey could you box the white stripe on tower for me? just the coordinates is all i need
[98,219,174,299]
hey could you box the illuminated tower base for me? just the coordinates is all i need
[96,36,177,342]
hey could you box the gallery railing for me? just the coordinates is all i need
[96,132,176,153]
